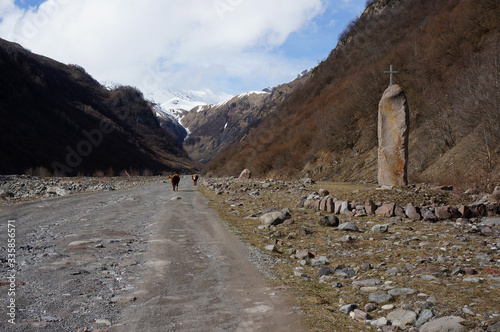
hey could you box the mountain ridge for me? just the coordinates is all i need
[0,38,195,176]
[181,72,311,163]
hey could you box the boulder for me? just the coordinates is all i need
[365,200,377,215]
[319,197,328,211]
[405,203,421,220]
[419,316,466,332]
[318,189,329,196]
[372,224,389,233]
[387,309,417,328]
[458,205,471,218]
[238,169,251,179]
[259,211,289,226]
[47,186,69,196]
[326,198,334,213]
[422,207,438,222]
[340,201,350,214]
[375,203,395,217]
[318,215,340,227]
[368,291,394,304]
[435,206,451,220]
[338,222,360,232]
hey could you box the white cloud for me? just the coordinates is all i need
[0,0,327,100]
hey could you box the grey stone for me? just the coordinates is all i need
[387,309,417,328]
[371,317,388,327]
[388,288,417,296]
[368,291,394,304]
[476,253,492,264]
[340,303,358,314]
[422,207,438,222]
[47,186,69,196]
[311,256,330,266]
[260,211,289,226]
[352,279,382,288]
[338,222,360,232]
[339,235,353,242]
[353,309,371,320]
[482,217,500,227]
[364,303,377,312]
[372,224,389,233]
[318,215,339,227]
[415,309,434,327]
[377,84,409,186]
[264,245,277,252]
[487,321,500,332]
[335,267,355,278]
[340,201,350,214]
[462,307,475,316]
[318,267,333,277]
[420,316,466,332]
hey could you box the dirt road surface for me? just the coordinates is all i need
[0,179,305,331]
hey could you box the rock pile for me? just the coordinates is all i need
[0,175,158,204]
[297,188,500,222]
[201,177,500,331]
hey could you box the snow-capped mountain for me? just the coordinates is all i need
[142,87,233,124]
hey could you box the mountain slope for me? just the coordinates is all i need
[181,71,311,163]
[0,38,195,176]
[204,0,500,190]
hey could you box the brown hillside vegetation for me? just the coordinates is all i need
[205,0,500,191]
[181,72,310,163]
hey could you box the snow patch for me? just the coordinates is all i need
[238,91,270,99]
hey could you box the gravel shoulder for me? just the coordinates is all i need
[0,178,305,331]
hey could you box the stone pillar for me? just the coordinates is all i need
[378,84,409,186]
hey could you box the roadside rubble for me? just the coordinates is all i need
[201,177,500,331]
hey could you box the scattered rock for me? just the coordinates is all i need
[388,288,417,296]
[260,211,289,226]
[368,291,394,304]
[338,222,360,232]
[387,309,417,328]
[375,203,395,217]
[415,309,435,327]
[372,224,389,233]
[419,316,466,332]
[318,215,339,227]
[340,303,358,314]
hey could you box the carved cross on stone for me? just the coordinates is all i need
[384,64,398,86]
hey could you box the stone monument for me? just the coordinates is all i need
[378,65,409,186]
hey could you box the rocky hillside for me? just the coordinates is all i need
[182,71,310,163]
[204,0,500,191]
[0,38,193,176]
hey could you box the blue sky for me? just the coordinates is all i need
[14,0,45,8]
[1,0,366,102]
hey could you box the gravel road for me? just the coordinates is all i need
[0,179,305,331]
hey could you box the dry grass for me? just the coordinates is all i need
[199,179,499,331]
